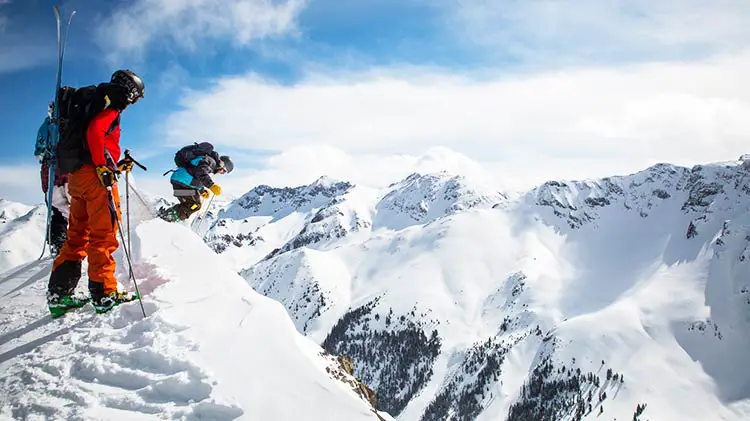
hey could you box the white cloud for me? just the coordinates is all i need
[96,0,306,64]
[161,51,750,189]
[448,0,750,65]
[0,42,54,74]
[0,2,55,74]
[0,165,45,206]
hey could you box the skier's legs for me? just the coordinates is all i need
[176,192,202,220]
[75,166,121,297]
[49,184,70,254]
[49,207,67,254]
[48,172,89,296]
[158,185,202,222]
[51,183,71,219]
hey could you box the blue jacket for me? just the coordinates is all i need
[34,116,54,159]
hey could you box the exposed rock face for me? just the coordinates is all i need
[322,352,383,420]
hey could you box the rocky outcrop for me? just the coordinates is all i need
[322,352,385,420]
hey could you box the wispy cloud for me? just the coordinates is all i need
[96,0,307,65]
[0,36,54,74]
[0,164,44,206]
[448,0,750,66]
[0,1,58,74]
[0,0,9,34]
[161,50,750,186]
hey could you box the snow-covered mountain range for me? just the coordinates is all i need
[2,156,750,420]
[209,157,750,420]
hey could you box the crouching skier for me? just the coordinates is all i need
[46,69,145,317]
[157,142,233,222]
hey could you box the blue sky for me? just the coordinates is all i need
[1,0,749,204]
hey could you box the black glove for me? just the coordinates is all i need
[95,165,116,187]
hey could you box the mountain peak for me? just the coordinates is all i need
[375,170,508,230]
[310,175,342,188]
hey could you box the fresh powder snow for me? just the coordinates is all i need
[0,218,391,421]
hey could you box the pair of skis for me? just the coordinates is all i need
[40,5,75,260]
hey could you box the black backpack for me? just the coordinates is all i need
[56,85,111,173]
[174,142,215,168]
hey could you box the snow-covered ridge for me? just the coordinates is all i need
[527,161,750,231]
[0,198,46,271]
[220,175,354,221]
[0,221,393,421]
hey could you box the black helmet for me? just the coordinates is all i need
[219,155,234,173]
[111,69,145,104]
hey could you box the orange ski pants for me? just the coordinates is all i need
[53,164,121,294]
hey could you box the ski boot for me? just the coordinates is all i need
[92,290,139,314]
[47,292,90,318]
[157,206,181,223]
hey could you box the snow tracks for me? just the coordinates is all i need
[0,260,242,421]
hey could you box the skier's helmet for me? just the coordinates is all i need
[111,69,145,104]
[219,155,234,173]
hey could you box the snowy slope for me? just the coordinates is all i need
[238,160,750,421]
[203,176,355,271]
[0,199,46,272]
[0,220,392,421]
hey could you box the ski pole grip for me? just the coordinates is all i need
[124,149,148,171]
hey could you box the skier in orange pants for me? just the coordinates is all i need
[46,69,145,317]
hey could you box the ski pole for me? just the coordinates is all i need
[39,168,55,260]
[125,171,132,277]
[121,149,148,254]
[106,187,146,317]
[194,193,214,235]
